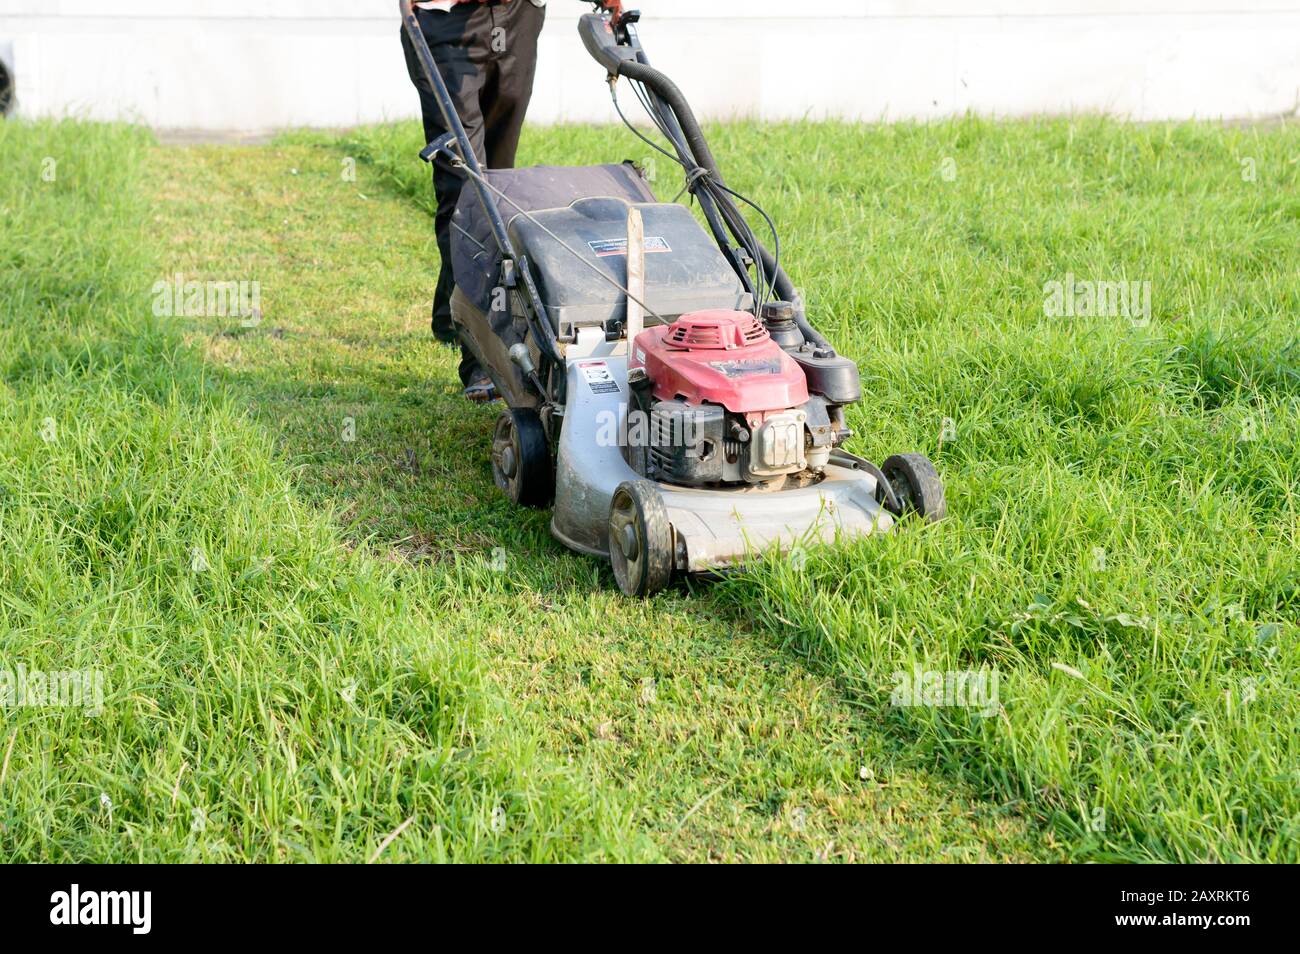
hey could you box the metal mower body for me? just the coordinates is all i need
[400,1,945,595]
[549,342,895,569]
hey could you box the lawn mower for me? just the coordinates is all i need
[399,0,946,596]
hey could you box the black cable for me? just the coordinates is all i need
[713,180,781,309]
[612,76,784,311]
[610,81,683,172]
[614,57,817,324]
[631,79,676,144]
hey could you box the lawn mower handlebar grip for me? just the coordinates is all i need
[579,13,639,75]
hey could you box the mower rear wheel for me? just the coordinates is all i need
[491,408,553,508]
[880,453,947,523]
[608,481,674,597]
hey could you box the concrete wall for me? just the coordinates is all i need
[1,1,1298,131]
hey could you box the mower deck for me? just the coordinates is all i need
[551,344,893,572]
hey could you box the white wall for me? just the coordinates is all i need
[1,1,1298,130]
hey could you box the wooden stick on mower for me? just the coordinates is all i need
[626,207,645,347]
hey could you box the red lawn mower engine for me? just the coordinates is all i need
[627,308,858,486]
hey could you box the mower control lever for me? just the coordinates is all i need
[509,343,547,398]
[418,132,458,165]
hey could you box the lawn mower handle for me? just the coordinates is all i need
[398,0,563,367]
[578,11,834,351]
[578,8,639,74]
[399,0,509,260]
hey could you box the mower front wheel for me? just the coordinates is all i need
[608,481,674,597]
[491,408,553,508]
[880,453,947,523]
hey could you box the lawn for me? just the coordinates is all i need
[1,112,1296,862]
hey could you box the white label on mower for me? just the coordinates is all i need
[588,236,671,258]
[579,360,620,394]
[708,357,785,377]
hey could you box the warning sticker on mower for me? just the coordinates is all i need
[588,236,672,257]
[579,361,621,394]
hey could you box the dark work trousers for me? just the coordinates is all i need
[401,0,545,387]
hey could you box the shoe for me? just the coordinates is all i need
[462,373,499,403]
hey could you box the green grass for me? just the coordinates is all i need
[311,116,1300,860]
[3,113,1297,861]
[0,121,647,861]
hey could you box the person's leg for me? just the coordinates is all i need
[446,0,544,398]
[400,5,489,389]
[481,0,546,170]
